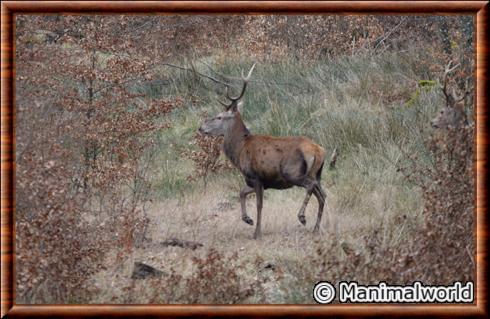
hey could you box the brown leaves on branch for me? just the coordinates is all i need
[181,133,233,183]
[316,123,474,286]
[15,15,181,303]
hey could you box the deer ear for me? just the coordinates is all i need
[236,101,244,113]
[454,100,465,113]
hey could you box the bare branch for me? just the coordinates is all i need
[161,63,230,87]
[373,17,408,51]
[198,60,304,90]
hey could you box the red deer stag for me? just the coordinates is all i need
[430,61,469,129]
[199,64,335,239]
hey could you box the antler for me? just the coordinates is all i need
[441,61,472,106]
[441,61,460,106]
[219,63,256,110]
[218,99,230,108]
[451,77,471,103]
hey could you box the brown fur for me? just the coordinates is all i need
[238,136,326,189]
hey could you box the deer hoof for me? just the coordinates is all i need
[253,232,261,240]
[242,216,254,225]
[298,215,306,226]
[313,226,320,234]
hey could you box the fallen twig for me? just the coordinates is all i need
[160,238,204,250]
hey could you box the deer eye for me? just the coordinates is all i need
[217,116,222,120]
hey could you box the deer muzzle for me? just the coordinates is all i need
[198,125,208,135]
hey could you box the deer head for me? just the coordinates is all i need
[430,61,469,129]
[199,64,255,136]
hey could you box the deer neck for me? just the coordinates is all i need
[223,113,250,166]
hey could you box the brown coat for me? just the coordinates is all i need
[237,135,326,189]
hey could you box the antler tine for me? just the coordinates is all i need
[225,63,256,102]
[443,60,460,77]
[224,85,233,100]
[441,61,460,104]
[454,77,472,102]
[218,99,233,110]
[243,63,256,82]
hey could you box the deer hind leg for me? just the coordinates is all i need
[297,180,316,226]
[253,183,264,239]
[312,184,326,233]
[280,152,318,226]
[240,185,255,226]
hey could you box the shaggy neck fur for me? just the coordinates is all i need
[223,112,250,167]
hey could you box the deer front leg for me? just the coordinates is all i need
[240,185,255,225]
[253,183,264,239]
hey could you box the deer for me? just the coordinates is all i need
[430,61,470,130]
[198,64,336,239]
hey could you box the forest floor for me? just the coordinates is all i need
[91,177,411,304]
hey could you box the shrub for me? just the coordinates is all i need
[314,123,475,286]
[181,133,233,185]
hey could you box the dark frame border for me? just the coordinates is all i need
[1,1,488,317]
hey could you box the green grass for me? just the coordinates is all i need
[148,50,441,205]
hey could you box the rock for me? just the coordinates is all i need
[263,262,276,271]
[131,262,165,279]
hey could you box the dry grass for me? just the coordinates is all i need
[90,166,423,303]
